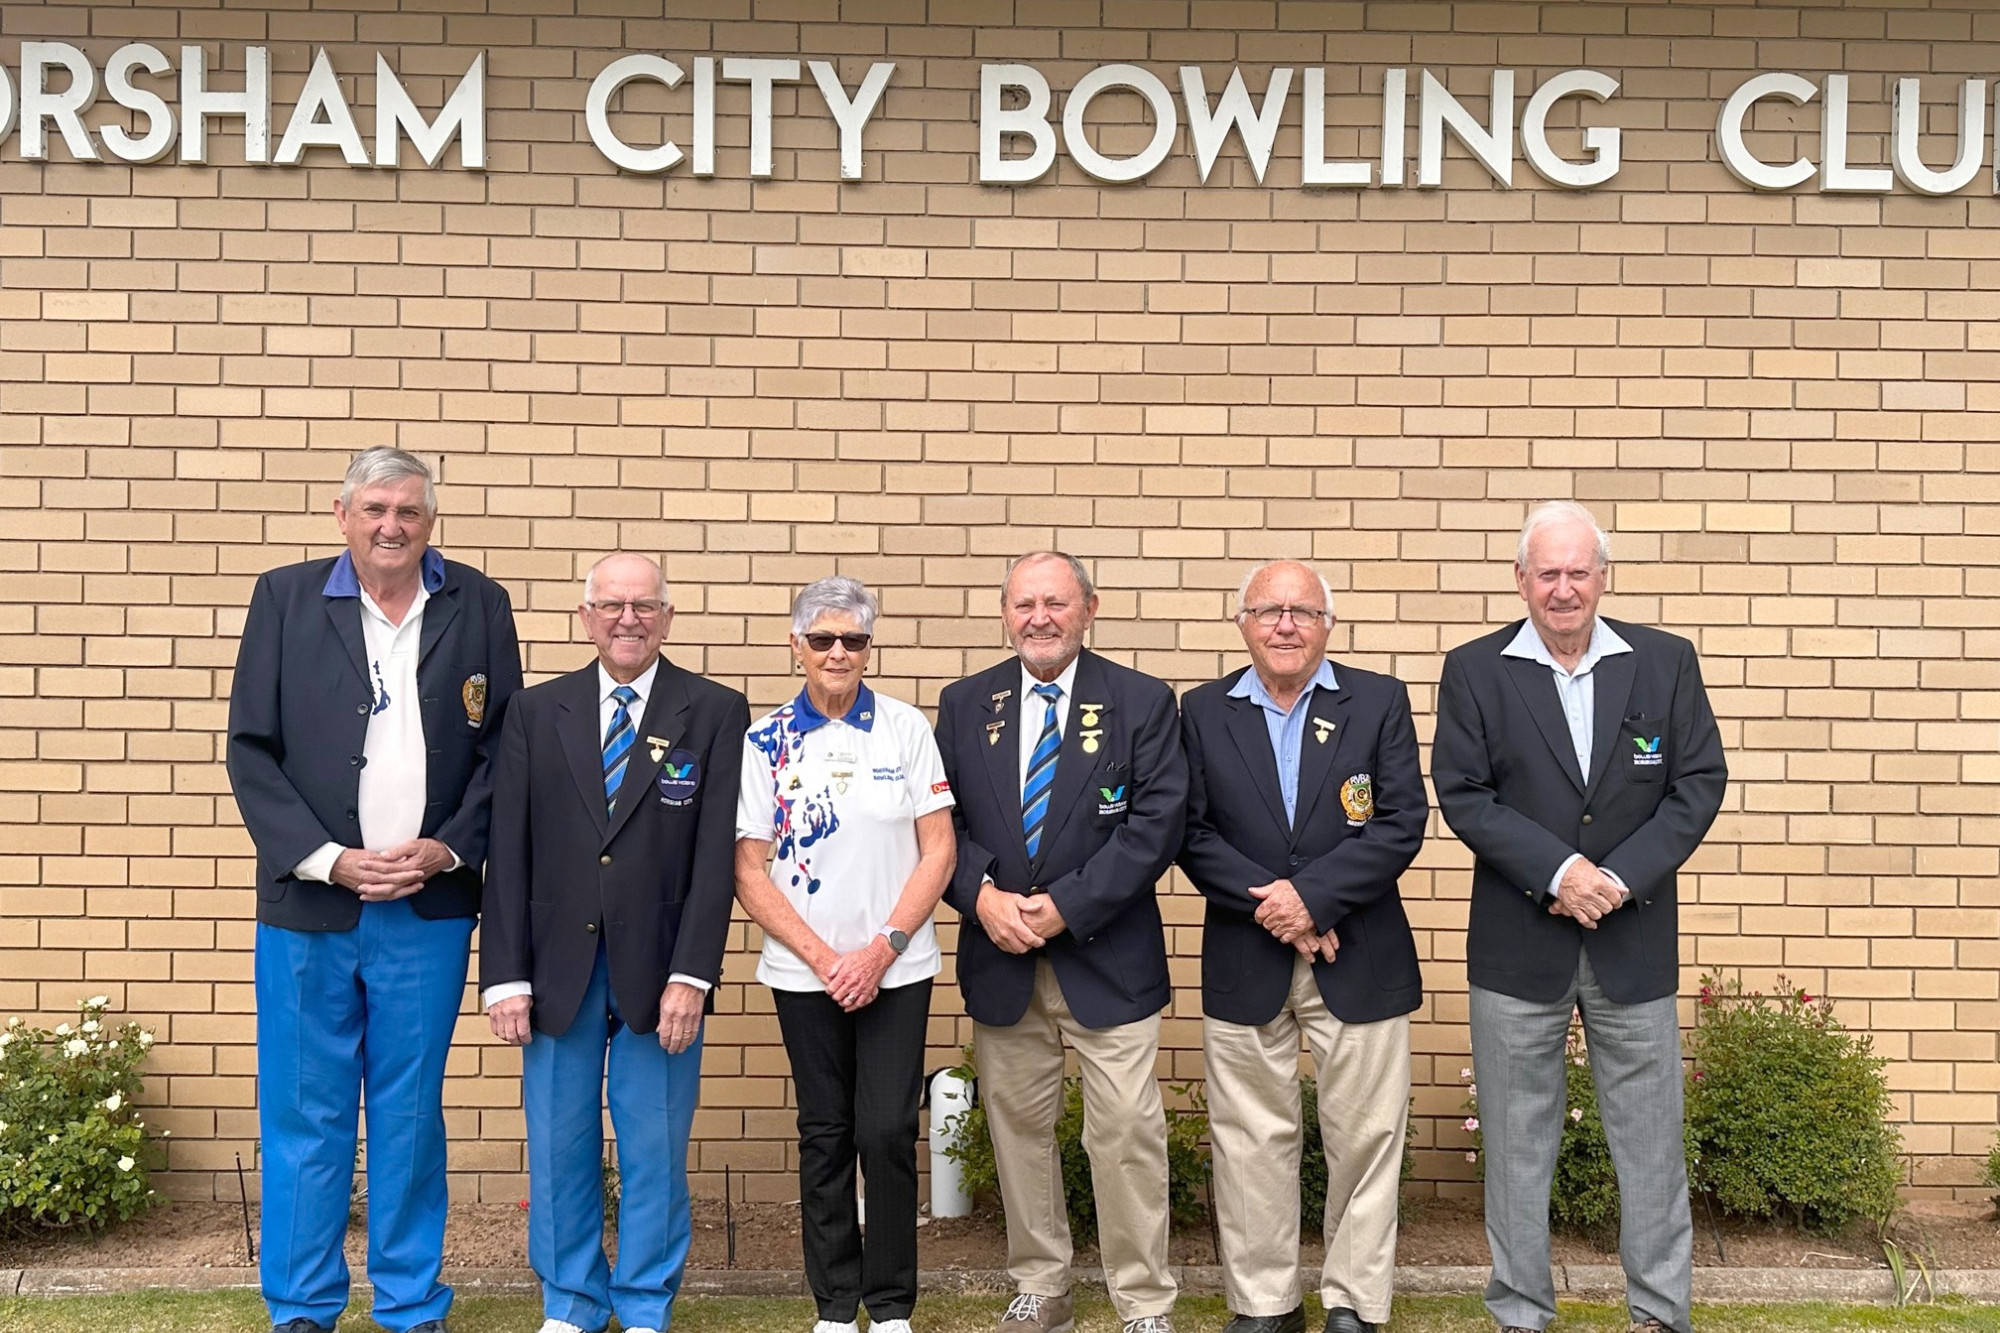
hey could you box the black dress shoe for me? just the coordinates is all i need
[1323,1309,1378,1333]
[1222,1309,1304,1333]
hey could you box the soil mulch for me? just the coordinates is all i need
[6,1197,1997,1275]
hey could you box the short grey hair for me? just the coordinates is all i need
[340,446,437,514]
[1001,550,1096,605]
[1234,560,1335,620]
[1517,500,1611,570]
[584,552,670,606]
[791,575,878,638]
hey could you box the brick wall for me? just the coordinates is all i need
[2,0,1997,1206]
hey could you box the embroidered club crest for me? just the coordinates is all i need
[462,673,487,728]
[1339,772,1375,824]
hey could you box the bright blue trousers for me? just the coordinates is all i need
[524,945,704,1333]
[255,898,472,1332]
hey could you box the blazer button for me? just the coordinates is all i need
[599,854,612,866]
[349,755,361,766]
[1581,813,1594,826]
[356,703,369,716]
[585,922,599,933]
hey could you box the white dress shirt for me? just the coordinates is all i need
[1016,656,1081,795]
[294,583,442,883]
[481,658,709,1011]
[1499,616,1634,902]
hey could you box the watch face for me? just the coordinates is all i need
[888,929,910,954]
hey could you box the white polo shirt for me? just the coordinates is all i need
[736,683,955,993]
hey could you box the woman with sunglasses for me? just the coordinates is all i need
[734,575,957,1333]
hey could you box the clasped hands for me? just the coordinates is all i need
[1248,879,1339,962]
[1551,856,1626,929]
[330,837,454,902]
[487,981,707,1054]
[976,883,1068,956]
[820,937,897,1014]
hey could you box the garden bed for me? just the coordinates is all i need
[5,1197,1994,1276]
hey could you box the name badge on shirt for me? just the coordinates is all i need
[657,749,702,806]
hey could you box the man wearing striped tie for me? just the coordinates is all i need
[934,552,1190,1333]
[480,553,749,1333]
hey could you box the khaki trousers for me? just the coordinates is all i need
[974,958,1177,1321]
[1204,954,1410,1323]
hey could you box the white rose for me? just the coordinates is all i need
[81,1020,99,1034]
[85,996,108,1008]
[63,1038,89,1058]
[117,1156,136,1172]
[102,1093,123,1113]
[138,1032,155,1048]
[0,1032,12,1048]
[54,1023,71,1036]
[48,1133,60,1144]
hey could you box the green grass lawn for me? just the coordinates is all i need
[1,1292,1999,1332]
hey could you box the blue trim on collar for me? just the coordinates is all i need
[1227,657,1339,707]
[323,548,446,598]
[790,681,876,734]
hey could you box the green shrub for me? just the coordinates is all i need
[1686,974,1900,1233]
[1463,1024,1698,1248]
[940,1048,1209,1244]
[1981,1131,2000,1216]
[0,998,160,1235]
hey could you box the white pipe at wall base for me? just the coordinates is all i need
[928,1069,974,1218]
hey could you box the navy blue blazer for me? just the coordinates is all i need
[1434,618,1727,1006]
[225,552,523,932]
[479,656,748,1039]
[935,649,1187,1031]
[1179,663,1426,1027]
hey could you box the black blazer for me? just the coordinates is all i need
[479,656,749,1039]
[226,554,522,931]
[935,649,1187,1031]
[1179,663,1426,1027]
[1433,617,1727,1006]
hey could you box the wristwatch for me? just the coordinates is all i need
[881,927,910,955]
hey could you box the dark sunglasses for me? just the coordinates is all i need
[803,631,872,653]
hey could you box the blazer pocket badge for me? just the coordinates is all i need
[1339,772,1374,825]
[1096,784,1129,816]
[1631,734,1665,768]
[461,673,487,728]
[657,749,702,806]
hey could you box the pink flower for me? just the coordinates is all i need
[1801,993,1813,1004]
[1465,1151,1478,1162]
[1463,1117,1480,1132]
[1570,1107,1583,1122]
[518,1199,530,1210]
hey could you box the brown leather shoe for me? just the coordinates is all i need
[998,1291,1075,1333]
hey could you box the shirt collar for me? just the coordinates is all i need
[1019,654,1081,704]
[1501,616,1632,676]
[598,658,661,706]
[791,680,876,734]
[1228,657,1338,710]
[324,547,446,598]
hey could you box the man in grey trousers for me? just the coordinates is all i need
[1433,501,1726,1333]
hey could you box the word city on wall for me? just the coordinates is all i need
[0,43,1994,197]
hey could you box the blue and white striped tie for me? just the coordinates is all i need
[1021,683,1063,859]
[603,684,638,815]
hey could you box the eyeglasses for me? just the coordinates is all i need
[588,599,665,619]
[802,632,872,653]
[1241,605,1331,628]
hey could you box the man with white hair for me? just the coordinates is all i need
[228,446,523,1333]
[1433,501,1727,1333]
[1178,559,1426,1333]
[482,552,748,1333]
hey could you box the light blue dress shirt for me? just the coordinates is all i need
[1227,658,1339,825]
[1499,616,1634,901]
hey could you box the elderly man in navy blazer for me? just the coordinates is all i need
[227,447,522,1333]
[934,551,1188,1333]
[1179,560,1426,1333]
[481,552,749,1333]
[1435,501,1726,1333]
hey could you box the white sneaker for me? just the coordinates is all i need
[537,1321,591,1333]
[813,1322,860,1333]
[872,1321,915,1333]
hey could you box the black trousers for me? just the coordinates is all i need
[773,977,933,1323]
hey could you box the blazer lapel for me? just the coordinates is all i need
[1032,653,1103,871]
[1502,652,1586,793]
[605,658,687,845]
[417,578,460,666]
[978,663,1025,833]
[1292,678,1351,842]
[324,596,368,685]
[556,666,611,839]
[1220,682,1290,842]
[1583,648,1637,798]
